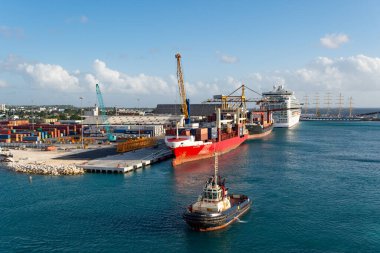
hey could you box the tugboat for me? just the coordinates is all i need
[183,153,252,231]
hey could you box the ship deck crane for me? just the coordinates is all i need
[96,83,117,142]
[175,53,190,125]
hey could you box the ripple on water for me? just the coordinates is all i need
[1,121,380,252]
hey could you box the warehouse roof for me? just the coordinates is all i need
[154,104,220,116]
[82,115,182,125]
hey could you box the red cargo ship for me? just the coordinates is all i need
[165,109,248,166]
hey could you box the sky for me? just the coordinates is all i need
[1,0,380,107]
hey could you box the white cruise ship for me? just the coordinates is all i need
[261,85,301,128]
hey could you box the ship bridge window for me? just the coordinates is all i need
[204,189,221,200]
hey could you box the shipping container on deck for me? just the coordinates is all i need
[208,127,218,139]
[179,129,190,136]
[190,129,197,136]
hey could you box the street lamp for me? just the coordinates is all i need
[79,97,84,149]
[31,100,34,132]
[137,98,140,137]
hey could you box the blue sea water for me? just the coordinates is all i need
[1,121,380,252]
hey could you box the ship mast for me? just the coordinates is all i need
[314,92,320,117]
[325,91,332,115]
[303,95,309,114]
[337,93,344,117]
[349,96,353,118]
[214,152,218,185]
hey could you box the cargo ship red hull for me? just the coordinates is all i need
[172,134,248,166]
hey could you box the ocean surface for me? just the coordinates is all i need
[1,121,380,252]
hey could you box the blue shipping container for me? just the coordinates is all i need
[114,129,126,134]
[23,136,40,141]
[125,130,139,135]
[0,134,11,139]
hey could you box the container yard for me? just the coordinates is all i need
[0,115,176,175]
[0,119,85,144]
[0,119,169,145]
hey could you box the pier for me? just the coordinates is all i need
[300,116,362,121]
[82,145,173,174]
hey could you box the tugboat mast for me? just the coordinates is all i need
[214,152,218,185]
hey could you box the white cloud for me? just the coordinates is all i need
[17,62,81,91]
[1,54,379,106]
[0,80,7,87]
[216,51,239,64]
[320,33,349,49]
[185,80,220,97]
[247,55,380,106]
[65,15,89,24]
[226,76,243,89]
[0,25,23,39]
[87,59,171,94]
[80,15,89,24]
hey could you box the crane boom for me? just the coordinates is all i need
[96,83,116,142]
[175,53,190,124]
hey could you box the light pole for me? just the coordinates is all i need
[137,98,140,137]
[31,100,34,132]
[80,97,84,149]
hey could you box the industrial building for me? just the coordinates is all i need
[153,104,219,117]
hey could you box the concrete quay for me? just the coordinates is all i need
[82,146,173,174]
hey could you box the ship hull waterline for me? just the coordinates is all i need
[273,114,300,128]
[246,124,274,140]
[172,135,248,166]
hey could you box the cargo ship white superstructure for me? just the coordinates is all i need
[262,85,301,128]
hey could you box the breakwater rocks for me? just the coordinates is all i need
[2,161,85,176]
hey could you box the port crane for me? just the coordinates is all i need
[96,83,117,142]
[203,84,260,111]
[175,53,191,125]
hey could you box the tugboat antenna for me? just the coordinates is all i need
[214,152,218,185]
